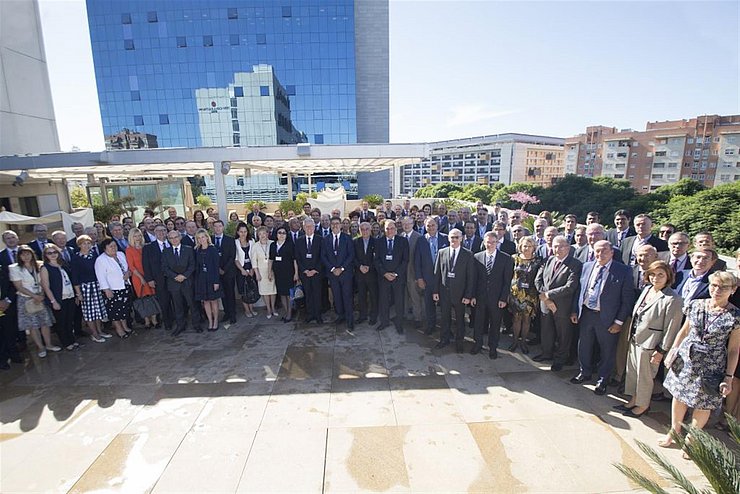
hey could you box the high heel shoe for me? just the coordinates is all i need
[283,317,292,323]
[508,341,518,352]
[657,435,675,448]
[622,407,649,418]
[520,341,529,354]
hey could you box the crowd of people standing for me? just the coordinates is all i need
[0,200,738,453]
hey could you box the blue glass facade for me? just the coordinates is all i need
[87,0,358,148]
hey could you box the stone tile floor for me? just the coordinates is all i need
[0,314,716,493]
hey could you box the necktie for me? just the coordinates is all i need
[175,247,179,259]
[63,249,70,263]
[671,258,678,273]
[465,238,471,250]
[307,237,312,251]
[450,249,457,271]
[334,235,339,253]
[216,237,221,249]
[553,260,562,273]
[586,265,605,309]
[430,236,437,260]
[388,239,393,252]
[159,242,164,252]
[486,253,493,274]
[588,250,594,262]
[11,249,16,263]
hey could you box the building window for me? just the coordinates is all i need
[233,134,240,145]
[121,13,132,24]
[147,11,158,22]
[282,6,292,17]
[314,134,324,144]
[687,138,694,144]
[124,39,135,50]
[230,34,239,45]
[260,86,270,96]
[159,114,169,125]
[134,115,144,126]
[286,85,296,96]
[203,35,213,47]
[131,90,140,101]
[230,97,238,107]
[231,108,238,119]
[232,121,240,132]
[177,36,187,48]
[725,149,736,155]
[256,33,266,44]
[227,8,238,19]
[234,87,244,97]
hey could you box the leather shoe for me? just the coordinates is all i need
[334,317,345,325]
[434,340,450,350]
[455,341,464,354]
[347,323,354,331]
[489,350,499,360]
[316,318,324,324]
[570,374,591,384]
[368,319,377,325]
[9,355,23,364]
[0,362,9,370]
[623,408,649,418]
[375,323,389,332]
[594,379,608,395]
[395,324,404,334]
[356,317,367,324]
[533,354,551,362]
[470,344,482,355]
[551,363,563,372]
[195,327,204,333]
[172,327,185,336]
[229,317,237,324]
[612,404,635,413]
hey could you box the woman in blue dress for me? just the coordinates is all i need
[194,229,223,332]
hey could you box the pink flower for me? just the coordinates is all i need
[509,192,540,206]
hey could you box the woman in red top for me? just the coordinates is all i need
[126,227,157,329]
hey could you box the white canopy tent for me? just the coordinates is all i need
[0,209,94,248]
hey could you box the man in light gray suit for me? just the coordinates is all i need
[401,217,423,328]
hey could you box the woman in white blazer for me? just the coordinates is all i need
[617,260,683,417]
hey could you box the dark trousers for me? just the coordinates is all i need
[73,304,83,339]
[378,276,405,327]
[300,273,323,320]
[169,283,199,331]
[540,310,573,364]
[153,281,173,329]
[423,283,437,332]
[440,291,466,342]
[355,271,378,322]
[221,272,236,319]
[0,304,20,362]
[52,298,77,347]
[578,307,619,379]
[329,272,354,324]
[473,301,504,350]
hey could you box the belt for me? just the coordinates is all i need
[582,305,600,313]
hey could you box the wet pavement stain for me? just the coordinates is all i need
[345,426,410,492]
[467,422,525,493]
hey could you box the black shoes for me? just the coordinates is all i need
[9,355,23,364]
[489,350,499,360]
[612,404,635,413]
[375,323,389,332]
[533,354,551,362]
[470,344,482,355]
[434,340,450,350]
[334,317,345,325]
[356,317,367,324]
[622,408,649,418]
[550,363,563,372]
[455,341,464,354]
[570,373,591,384]
[593,379,608,395]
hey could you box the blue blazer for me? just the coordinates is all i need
[674,269,710,303]
[415,233,449,283]
[572,260,634,329]
[321,232,355,279]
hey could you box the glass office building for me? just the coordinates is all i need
[86,0,389,198]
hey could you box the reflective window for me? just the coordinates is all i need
[121,13,131,24]
[203,35,213,47]
[234,87,244,97]
[134,115,144,126]
[159,114,169,125]
[256,33,266,45]
[314,134,324,144]
[147,11,158,23]
[230,34,239,46]
[124,39,135,50]
[227,7,238,19]
[131,90,140,101]
[176,36,187,48]
[282,6,291,17]
[260,86,270,96]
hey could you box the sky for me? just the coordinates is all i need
[38,0,739,152]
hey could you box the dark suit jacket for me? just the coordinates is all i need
[353,236,376,275]
[461,235,482,253]
[317,227,332,238]
[212,234,237,275]
[66,237,80,252]
[374,235,409,281]
[142,241,168,284]
[181,234,196,248]
[535,255,582,313]
[574,245,623,264]
[573,261,634,329]
[0,248,16,301]
[657,251,693,274]
[498,239,517,256]
[620,235,669,264]
[473,250,513,307]
[246,212,266,226]
[358,210,376,223]
[162,245,195,292]
[433,247,476,301]
[674,269,711,303]
[605,227,636,247]
[321,232,354,279]
[415,233,449,283]
[29,239,47,260]
[295,235,323,275]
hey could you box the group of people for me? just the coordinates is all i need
[0,200,738,453]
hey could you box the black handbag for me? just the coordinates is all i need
[670,354,684,375]
[241,275,260,304]
[701,373,723,396]
[133,295,161,318]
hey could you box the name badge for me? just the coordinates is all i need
[275,256,282,261]
[202,266,208,272]
[692,343,709,354]
[447,272,456,278]
[520,282,530,289]
[63,277,72,286]
[306,253,313,259]
[385,255,393,261]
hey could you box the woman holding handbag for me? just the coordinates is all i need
[234,222,258,317]
[125,228,159,329]
[39,244,78,351]
[10,245,58,358]
[661,270,739,454]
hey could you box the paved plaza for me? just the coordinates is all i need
[0,316,712,493]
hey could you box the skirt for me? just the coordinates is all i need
[80,281,108,322]
[104,288,131,321]
[17,296,55,331]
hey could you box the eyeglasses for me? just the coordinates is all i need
[277,232,286,235]
[669,241,688,246]
[709,284,733,291]
[449,236,461,239]
[660,230,673,234]
[46,251,59,256]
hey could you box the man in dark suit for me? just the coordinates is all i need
[142,217,157,244]
[322,216,355,329]
[401,217,424,327]
[212,220,237,324]
[619,214,668,265]
[492,221,516,255]
[570,240,634,395]
[535,236,582,371]
[675,248,716,304]
[109,221,129,252]
[374,220,409,333]
[605,209,636,249]
[358,201,376,223]
[415,217,449,335]
[354,222,378,325]
[0,231,22,367]
[295,218,324,324]
[692,232,727,272]
[658,232,692,281]
[471,231,513,359]
[163,230,200,335]
[246,203,266,227]
[432,228,477,353]
[561,214,578,245]
[574,223,622,264]
[29,223,49,259]
[536,226,560,260]
[461,221,482,253]
[50,230,75,265]
[181,221,197,248]
[66,222,85,252]
[143,225,173,331]
[445,210,463,234]
[474,209,493,239]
